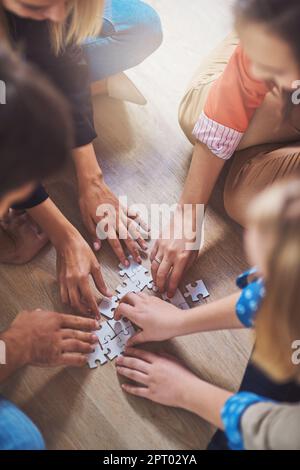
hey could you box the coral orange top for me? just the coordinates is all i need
[193,45,269,159]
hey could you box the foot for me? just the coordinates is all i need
[92,73,147,105]
[0,211,48,265]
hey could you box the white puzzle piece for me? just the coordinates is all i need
[132,270,154,292]
[116,278,140,299]
[162,289,190,310]
[105,330,135,361]
[184,280,210,302]
[119,256,147,279]
[95,321,116,346]
[88,342,108,368]
[99,296,119,319]
[108,317,133,336]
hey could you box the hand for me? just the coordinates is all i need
[114,292,182,345]
[79,177,149,266]
[56,232,112,318]
[116,348,197,408]
[7,309,99,368]
[150,206,199,298]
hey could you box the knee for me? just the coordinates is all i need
[0,398,45,450]
[126,1,163,57]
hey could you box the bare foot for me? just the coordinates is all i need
[0,211,48,264]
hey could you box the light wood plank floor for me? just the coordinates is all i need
[0,0,253,450]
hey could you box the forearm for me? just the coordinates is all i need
[28,199,78,249]
[72,144,104,190]
[182,375,233,429]
[174,293,244,337]
[179,142,225,206]
[0,329,27,384]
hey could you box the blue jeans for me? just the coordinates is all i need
[0,397,45,450]
[83,0,163,82]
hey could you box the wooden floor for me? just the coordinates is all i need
[0,0,253,450]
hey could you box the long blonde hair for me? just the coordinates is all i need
[0,0,104,55]
[248,179,300,382]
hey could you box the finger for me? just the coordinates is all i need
[114,303,137,323]
[127,331,147,346]
[61,339,95,354]
[150,240,159,263]
[60,314,98,331]
[151,249,163,284]
[116,355,150,374]
[79,278,100,319]
[127,208,150,234]
[62,329,98,344]
[124,347,156,364]
[107,233,128,266]
[167,259,187,298]
[156,256,173,293]
[60,353,88,367]
[68,284,87,316]
[60,280,69,305]
[116,366,149,385]
[127,219,148,251]
[121,383,150,398]
[92,265,113,297]
[122,231,142,264]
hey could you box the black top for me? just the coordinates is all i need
[4,9,97,209]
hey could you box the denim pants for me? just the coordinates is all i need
[83,0,163,82]
[0,397,45,450]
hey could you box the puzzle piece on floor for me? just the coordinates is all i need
[162,289,190,310]
[184,280,210,302]
[98,296,119,319]
[116,278,141,299]
[133,270,154,292]
[108,317,134,336]
[105,329,135,361]
[95,321,116,346]
[87,342,109,368]
[118,256,147,279]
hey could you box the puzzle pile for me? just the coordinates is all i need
[88,257,210,369]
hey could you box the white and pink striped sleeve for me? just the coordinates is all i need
[192,111,244,160]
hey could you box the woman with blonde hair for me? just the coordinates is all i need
[0,0,162,316]
[115,179,300,450]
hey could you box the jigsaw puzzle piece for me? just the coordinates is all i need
[118,256,147,279]
[116,278,140,299]
[105,330,135,361]
[132,270,154,291]
[184,280,209,302]
[162,289,190,310]
[108,317,133,336]
[95,321,116,346]
[99,296,119,319]
[88,342,109,368]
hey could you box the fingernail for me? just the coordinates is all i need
[92,335,98,342]
[137,257,142,264]
[93,242,101,251]
[125,260,130,267]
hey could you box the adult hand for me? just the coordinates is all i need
[56,232,112,318]
[150,206,199,297]
[8,309,99,368]
[114,292,182,345]
[79,178,149,266]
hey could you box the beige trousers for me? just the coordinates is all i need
[178,33,300,226]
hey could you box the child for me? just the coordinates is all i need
[115,179,300,450]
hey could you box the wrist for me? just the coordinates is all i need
[1,326,29,369]
[73,145,104,188]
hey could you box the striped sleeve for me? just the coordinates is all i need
[193,45,269,160]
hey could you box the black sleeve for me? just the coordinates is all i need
[12,185,49,211]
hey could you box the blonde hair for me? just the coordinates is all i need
[248,179,300,382]
[0,1,104,55]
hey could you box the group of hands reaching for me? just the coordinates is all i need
[8,188,200,408]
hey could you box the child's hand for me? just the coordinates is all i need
[116,347,197,408]
[114,293,183,345]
